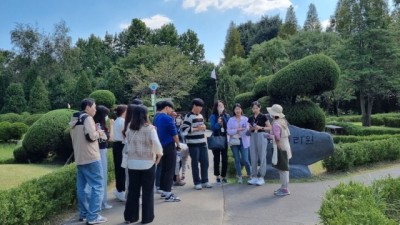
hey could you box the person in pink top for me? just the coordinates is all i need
[266,104,292,196]
[226,103,251,184]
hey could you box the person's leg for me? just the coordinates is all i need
[155,160,162,189]
[113,142,126,192]
[160,143,176,193]
[189,146,201,185]
[230,145,242,178]
[211,149,221,178]
[199,145,210,184]
[241,147,251,177]
[99,148,109,208]
[221,146,228,178]
[258,134,268,178]
[141,165,156,223]
[83,161,103,222]
[76,166,88,220]
[249,134,258,177]
[124,169,140,223]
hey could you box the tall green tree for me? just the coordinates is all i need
[333,0,399,126]
[120,45,198,107]
[279,5,298,39]
[118,18,150,55]
[248,38,290,76]
[28,76,50,113]
[178,29,205,64]
[303,3,322,31]
[223,22,245,64]
[2,83,26,113]
[73,72,92,109]
[150,23,179,46]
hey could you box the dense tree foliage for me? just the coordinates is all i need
[303,3,322,31]
[28,77,50,113]
[279,5,298,39]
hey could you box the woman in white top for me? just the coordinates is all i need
[112,104,128,202]
[124,105,163,224]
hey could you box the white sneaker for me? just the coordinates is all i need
[87,215,108,224]
[113,189,126,202]
[202,182,213,188]
[237,177,243,184]
[256,178,265,186]
[194,184,202,190]
[247,177,257,185]
[102,204,112,209]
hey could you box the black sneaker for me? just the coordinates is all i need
[160,193,166,198]
[222,178,228,184]
[216,178,221,185]
[164,193,181,202]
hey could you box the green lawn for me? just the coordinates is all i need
[0,164,61,190]
[0,143,18,161]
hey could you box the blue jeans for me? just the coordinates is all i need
[77,160,103,221]
[230,140,251,177]
[100,148,109,208]
[188,144,209,185]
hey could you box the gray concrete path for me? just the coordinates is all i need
[62,155,400,225]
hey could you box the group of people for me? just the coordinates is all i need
[209,101,291,197]
[69,96,291,224]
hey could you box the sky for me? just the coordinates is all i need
[1,0,340,64]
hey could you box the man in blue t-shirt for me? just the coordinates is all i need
[153,100,181,202]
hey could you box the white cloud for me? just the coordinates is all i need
[141,14,173,29]
[321,19,330,31]
[119,22,130,30]
[182,0,292,15]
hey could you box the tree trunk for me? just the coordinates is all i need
[366,95,374,127]
[360,93,368,126]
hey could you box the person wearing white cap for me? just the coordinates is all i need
[266,104,292,196]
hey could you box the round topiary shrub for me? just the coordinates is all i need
[0,121,12,141]
[234,92,256,110]
[13,146,28,163]
[89,90,116,109]
[253,76,273,99]
[0,113,23,123]
[9,122,29,140]
[22,109,75,162]
[268,54,340,98]
[23,114,43,126]
[285,100,326,131]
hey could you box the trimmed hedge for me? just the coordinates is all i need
[333,134,400,144]
[0,163,76,225]
[322,138,400,172]
[22,109,75,162]
[0,122,28,142]
[326,113,400,128]
[23,114,43,126]
[234,92,256,109]
[253,76,273,99]
[89,90,116,109]
[0,113,23,123]
[319,181,396,225]
[285,100,326,131]
[327,121,400,136]
[268,54,340,98]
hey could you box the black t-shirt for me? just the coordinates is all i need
[248,113,268,133]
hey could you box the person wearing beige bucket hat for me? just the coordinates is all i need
[266,104,292,196]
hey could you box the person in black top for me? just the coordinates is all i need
[247,101,271,186]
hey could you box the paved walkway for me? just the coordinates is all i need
[63,155,400,225]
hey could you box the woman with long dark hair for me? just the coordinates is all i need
[124,105,163,224]
[209,100,230,184]
[93,105,114,209]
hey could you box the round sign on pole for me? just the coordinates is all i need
[149,83,159,91]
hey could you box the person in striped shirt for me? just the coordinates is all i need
[180,98,212,190]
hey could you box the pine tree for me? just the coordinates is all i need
[73,72,92,109]
[223,22,245,64]
[28,76,50,113]
[279,5,298,39]
[2,83,26,113]
[303,3,322,31]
